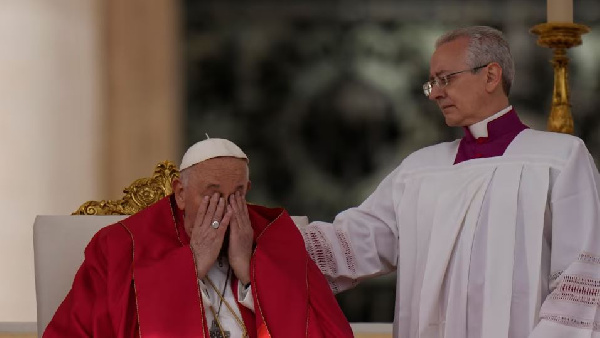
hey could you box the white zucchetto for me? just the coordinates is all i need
[179,138,248,171]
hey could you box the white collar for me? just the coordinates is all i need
[468,105,513,138]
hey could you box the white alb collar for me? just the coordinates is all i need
[468,105,513,138]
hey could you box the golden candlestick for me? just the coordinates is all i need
[530,23,590,134]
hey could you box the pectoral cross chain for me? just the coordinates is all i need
[209,319,230,338]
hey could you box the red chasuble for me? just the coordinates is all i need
[44,196,353,337]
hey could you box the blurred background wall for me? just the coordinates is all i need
[1,0,599,330]
[0,0,180,330]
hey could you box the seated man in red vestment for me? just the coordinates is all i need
[44,138,353,338]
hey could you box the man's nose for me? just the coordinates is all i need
[428,84,445,101]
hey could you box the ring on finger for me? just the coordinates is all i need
[211,220,220,229]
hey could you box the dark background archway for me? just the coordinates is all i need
[183,0,600,321]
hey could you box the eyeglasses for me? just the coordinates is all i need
[422,65,487,97]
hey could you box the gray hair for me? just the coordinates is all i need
[435,26,514,96]
[179,169,190,187]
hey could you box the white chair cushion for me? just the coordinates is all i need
[33,215,127,335]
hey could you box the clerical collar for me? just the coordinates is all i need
[467,105,513,139]
[454,107,528,164]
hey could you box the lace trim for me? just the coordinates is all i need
[548,274,600,306]
[540,314,600,331]
[562,275,600,288]
[548,294,599,306]
[335,227,358,290]
[549,270,563,282]
[302,227,338,278]
[548,252,600,283]
[540,253,600,331]
[301,226,360,293]
[579,252,600,265]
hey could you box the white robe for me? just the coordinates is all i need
[302,129,600,338]
[198,259,254,337]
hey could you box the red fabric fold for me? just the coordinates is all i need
[249,205,354,337]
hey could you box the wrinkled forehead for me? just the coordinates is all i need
[183,157,249,182]
[429,38,469,76]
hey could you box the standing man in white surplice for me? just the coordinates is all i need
[301,25,600,338]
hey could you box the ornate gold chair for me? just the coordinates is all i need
[73,161,179,215]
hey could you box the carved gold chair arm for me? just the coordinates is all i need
[73,161,180,215]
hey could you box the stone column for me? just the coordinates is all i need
[103,0,183,198]
[0,0,103,325]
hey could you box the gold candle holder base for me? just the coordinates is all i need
[530,23,590,134]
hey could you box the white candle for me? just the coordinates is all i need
[547,0,573,23]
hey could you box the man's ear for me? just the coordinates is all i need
[485,62,503,93]
[246,180,252,193]
[172,178,185,210]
